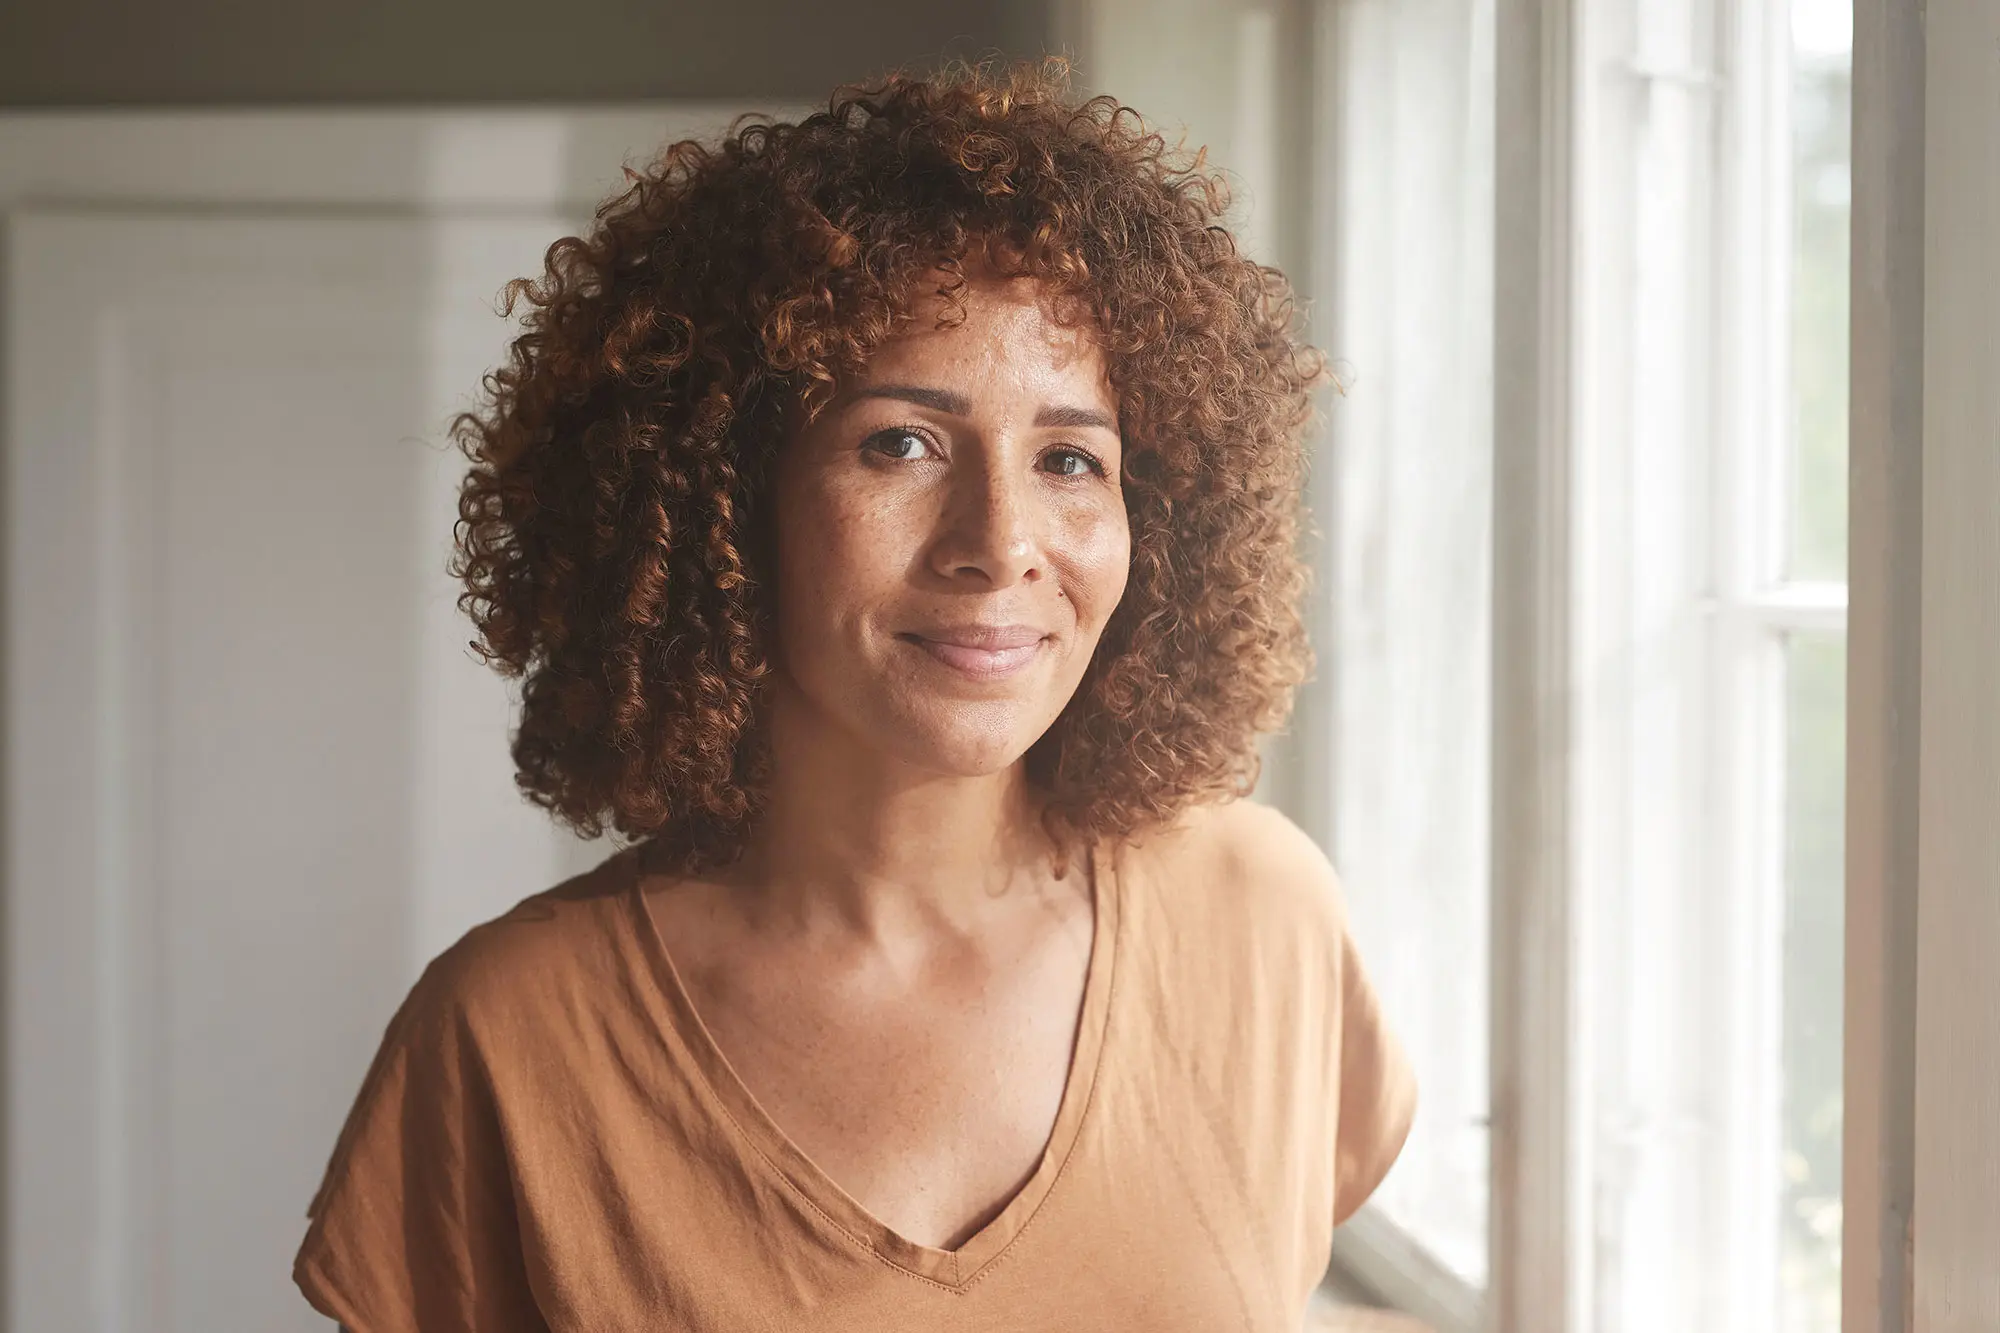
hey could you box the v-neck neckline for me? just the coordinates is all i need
[623,839,1121,1290]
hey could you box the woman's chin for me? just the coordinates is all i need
[872,702,1053,779]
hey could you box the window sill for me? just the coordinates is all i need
[1324,1206,1482,1333]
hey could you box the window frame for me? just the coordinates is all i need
[1844,1,2000,1329]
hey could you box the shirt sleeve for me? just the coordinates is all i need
[1330,922,1418,1228]
[293,959,550,1333]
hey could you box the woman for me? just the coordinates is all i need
[293,59,1414,1333]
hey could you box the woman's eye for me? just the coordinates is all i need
[863,428,931,461]
[1041,447,1104,478]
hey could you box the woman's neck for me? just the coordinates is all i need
[735,688,1059,940]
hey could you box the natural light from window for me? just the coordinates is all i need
[1780,2,1851,1329]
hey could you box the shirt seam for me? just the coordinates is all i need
[693,1084,974,1293]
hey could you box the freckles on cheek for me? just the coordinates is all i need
[774,477,843,634]
[788,486,908,620]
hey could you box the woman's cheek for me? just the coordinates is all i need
[847,488,932,590]
[776,481,861,649]
[1058,498,1132,627]
[798,480,905,599]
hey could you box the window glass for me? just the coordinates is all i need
[1780,635,1846,1331]
[1779,4,1850,1327]
[1788,0,1852,582]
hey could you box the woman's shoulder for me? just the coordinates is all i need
[296,855,643,1331]
[1120,797,1351,941]
[397,845,643,1039]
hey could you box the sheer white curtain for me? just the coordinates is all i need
[1309,0,1496,1289]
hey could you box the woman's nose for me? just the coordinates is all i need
[930,449,1041,587]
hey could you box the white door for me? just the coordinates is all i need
[0,111,751,1333]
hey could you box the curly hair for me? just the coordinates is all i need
[451,57,1324,870]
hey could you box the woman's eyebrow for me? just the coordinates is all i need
[849,385,1117,433]
[852,384,970,415]
[1033,403,1118,432]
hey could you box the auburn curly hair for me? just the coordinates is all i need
[450,57,1324,871]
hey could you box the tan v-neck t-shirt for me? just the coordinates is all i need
[292,801,1416,1332]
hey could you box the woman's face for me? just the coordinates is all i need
[771,275,1131,778]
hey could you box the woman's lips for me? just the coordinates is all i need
[897,625,1049,679]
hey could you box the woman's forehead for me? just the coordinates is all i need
[860,276,1112,390]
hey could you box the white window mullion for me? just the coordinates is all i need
[1721,583,1848,636]
[1709,0,1800,1329]
[1707,606,1790,1333]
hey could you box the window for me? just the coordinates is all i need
[1294,0,1850,1327]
